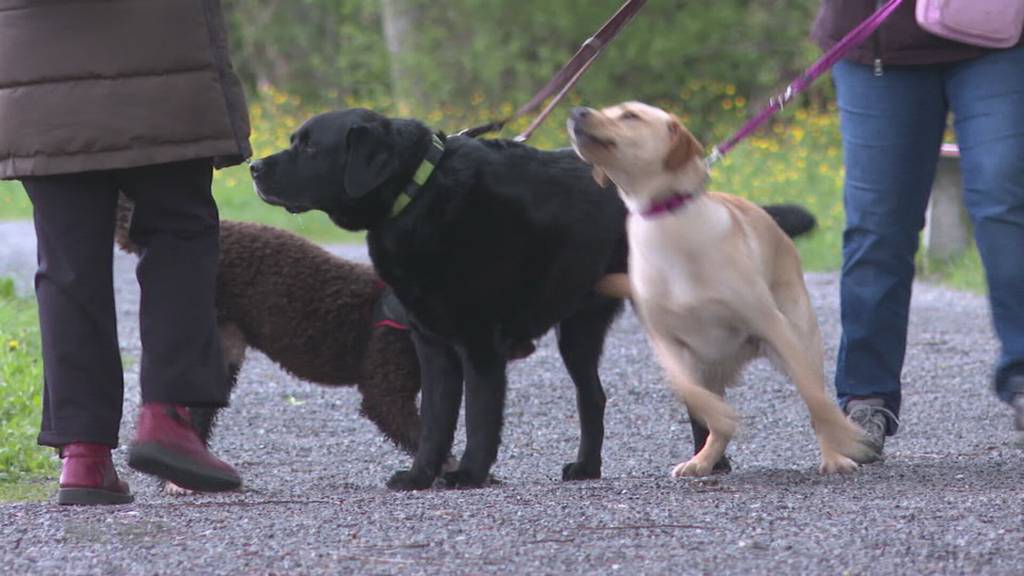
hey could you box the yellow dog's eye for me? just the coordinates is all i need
[620,111,640,120]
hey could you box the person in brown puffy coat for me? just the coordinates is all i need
[812,1,1024,461]
[0,0,252,504]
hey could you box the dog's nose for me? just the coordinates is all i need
[570,107,591,123]
[250,159,265,177]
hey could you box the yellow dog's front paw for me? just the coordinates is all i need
[163,481,196,496]
[672,458,715,478]
[819,453,859,475]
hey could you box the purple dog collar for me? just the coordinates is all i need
[640,191,694,219]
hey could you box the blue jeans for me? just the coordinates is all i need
[833,46,1024,433]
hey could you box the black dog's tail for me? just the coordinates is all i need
[761,203,817,239]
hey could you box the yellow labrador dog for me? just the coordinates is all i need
[568,101,870,476]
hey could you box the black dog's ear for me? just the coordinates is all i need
[344,123,398,198]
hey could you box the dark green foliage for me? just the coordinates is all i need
[224,0,391,103]
[223,0,825,134]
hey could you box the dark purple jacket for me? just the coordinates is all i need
[811,0,999,66]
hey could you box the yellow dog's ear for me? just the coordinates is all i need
[592,165,610,187]
[665,115,704,171]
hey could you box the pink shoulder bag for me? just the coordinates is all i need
[916,0,1024,48]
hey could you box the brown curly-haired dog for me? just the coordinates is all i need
[115,196,422,466]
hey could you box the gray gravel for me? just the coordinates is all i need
[1,220,1022,575]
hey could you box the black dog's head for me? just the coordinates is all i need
[250,108,433,231]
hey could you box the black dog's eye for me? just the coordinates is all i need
[291,134,315,154]
[620,111,640,120]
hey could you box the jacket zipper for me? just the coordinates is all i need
[872,0,884,75]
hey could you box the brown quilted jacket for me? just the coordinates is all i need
[0,0,251,179]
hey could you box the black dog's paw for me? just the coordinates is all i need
[386,469,434,491]
[562,460,601,481]
[437,468,491,490]
[441,455,460,474]
[712,455,733,474]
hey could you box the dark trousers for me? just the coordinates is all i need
[22,159,227,448]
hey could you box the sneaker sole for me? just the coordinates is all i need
[854,451,884,464]
[128,443,241,493]
[58,487,134,506]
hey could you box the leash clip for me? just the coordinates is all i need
[705,146,724,169]
[582,35,606,51]
[770,84,795,111]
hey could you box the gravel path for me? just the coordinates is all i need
[1,219,1022,575]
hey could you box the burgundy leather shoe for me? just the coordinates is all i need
[57,442,134,505]
[128,403,241,492]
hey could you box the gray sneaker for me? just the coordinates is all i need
[845,401,891,463]
[1012,394,1024,432]
[1003,374,1024,431]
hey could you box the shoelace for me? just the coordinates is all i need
[849,405,900,435]
[850,408,881,437]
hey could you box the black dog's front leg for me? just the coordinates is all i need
[387,328,463,491]
[440,346,507,489]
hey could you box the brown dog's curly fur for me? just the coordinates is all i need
[115,196,421,455]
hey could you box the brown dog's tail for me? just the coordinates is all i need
[114,193,141,255]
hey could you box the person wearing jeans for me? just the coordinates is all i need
[0,1,252,504]
[813,1,1024,460]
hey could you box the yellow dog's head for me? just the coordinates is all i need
[567,101,706,207]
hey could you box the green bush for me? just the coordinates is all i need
[223,0,824,137]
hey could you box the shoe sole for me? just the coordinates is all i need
[128,443,241,492]
[854,451,884,464]
[58,487,134,506]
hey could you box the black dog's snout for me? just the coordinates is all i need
[250,159,266,177]
[570,107,591,123]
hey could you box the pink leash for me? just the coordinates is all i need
[706,0,905,167]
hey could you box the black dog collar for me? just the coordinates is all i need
[390,133,445,218]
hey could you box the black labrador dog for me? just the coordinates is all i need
[250,108,815,490]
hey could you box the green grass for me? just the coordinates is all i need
[0,278,58,492]
[0,479,51,503]
[0,180,29,220]
[918,242,987,294]
[211,164,363,243]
